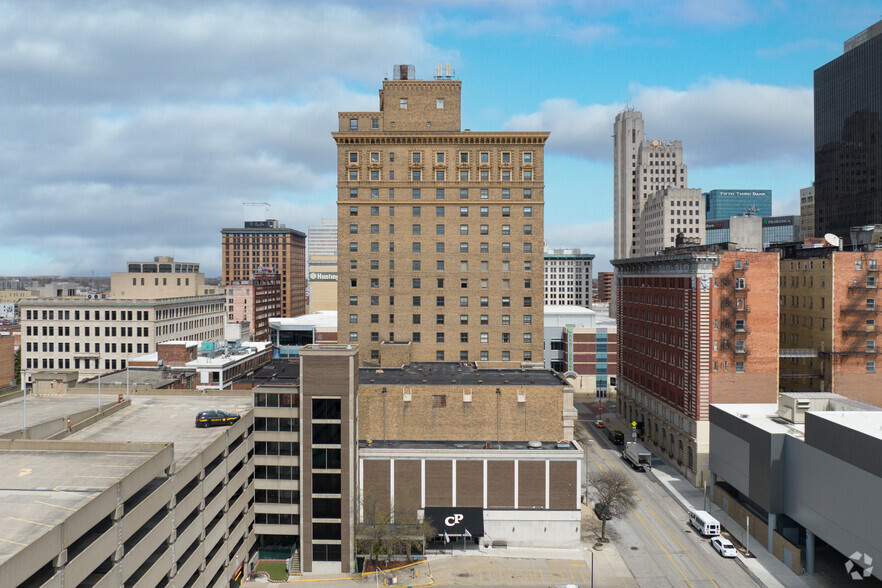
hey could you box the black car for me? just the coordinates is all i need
[594,502,612,521]
[195,410,241,428]
[607,429,625,445]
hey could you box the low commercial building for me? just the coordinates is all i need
[269,312,338,359]
[544,306,617,397]
[0,394,254,588]
[710,393,882,580]
[131,340,273,391]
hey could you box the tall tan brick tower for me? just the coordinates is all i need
[334,64,548,365]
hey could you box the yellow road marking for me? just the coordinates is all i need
[7,516,53,528]
[581,421,720,588]
[570,562,586,566]
[0,537,27,546]
[34,500,76,511]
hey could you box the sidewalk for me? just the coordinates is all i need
[650,464,810,588]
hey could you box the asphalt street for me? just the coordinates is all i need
[578,400,758,588]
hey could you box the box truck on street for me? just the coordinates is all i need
[623,442,652,471]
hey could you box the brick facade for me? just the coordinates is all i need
[614,247,779,485]
[335,69,548,365]
[358,381,572,443]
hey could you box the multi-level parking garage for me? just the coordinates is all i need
[0,394,254,588]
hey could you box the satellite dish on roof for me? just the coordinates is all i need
[824,233,841,247]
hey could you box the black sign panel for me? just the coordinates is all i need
[424,507,484,537]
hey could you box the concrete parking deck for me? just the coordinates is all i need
[67,395,253,465]
[0,446,158,567]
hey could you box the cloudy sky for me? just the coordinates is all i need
[1,0,879,277]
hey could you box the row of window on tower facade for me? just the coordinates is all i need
[349,150,533,165]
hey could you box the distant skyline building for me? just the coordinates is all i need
[543,247,594,307]
[800,184,815,239]
[307,219,338,313]
[705,215,800,248]
[704,189,772,221]
[613,109,689,260]
[225,270,282,341]
[221,218,306,318]
[639,187,705,255]
[595,272,613,303]
[814,19,882,242]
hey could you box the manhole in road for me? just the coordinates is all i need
[631,546,639,550]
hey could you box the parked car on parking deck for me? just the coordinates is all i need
[195,410,241,428]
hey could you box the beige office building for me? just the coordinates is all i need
[613,110,689,260]
[20,295,225,384]
[640,187,706,255]
[110,256,212,299]
[308,220,338,313]
[334,65,547,365]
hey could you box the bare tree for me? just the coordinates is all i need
[588,469,637,540]
[354,493,435,572]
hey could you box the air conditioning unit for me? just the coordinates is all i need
[403,389,412,402]
[463,388,472,403]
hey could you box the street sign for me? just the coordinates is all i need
[631,421,637,429]
[632,431,637,438]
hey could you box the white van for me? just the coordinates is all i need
[690,510,721,537]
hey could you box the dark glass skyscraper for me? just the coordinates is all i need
[814,21,882,241]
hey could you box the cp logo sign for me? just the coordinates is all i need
[444,514,464,527]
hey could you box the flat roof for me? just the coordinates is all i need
[186,342,270,368]
[712,403,800,436]
[270,311,337,329]
[359,439,577,451]
[544,305,595,315]
[359,362,566,387]
[80,368,182,388]
[67,396,253,466]
[812,411,882,442]
[0,395,109,437]
[0,448,158,566]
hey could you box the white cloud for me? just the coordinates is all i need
[0,1,445,276]
[504,78,813,168]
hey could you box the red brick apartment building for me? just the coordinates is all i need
[613,246,779,485]
[596,271,613,303]
[225,271,282,341]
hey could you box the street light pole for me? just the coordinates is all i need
[97,354,102,412]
